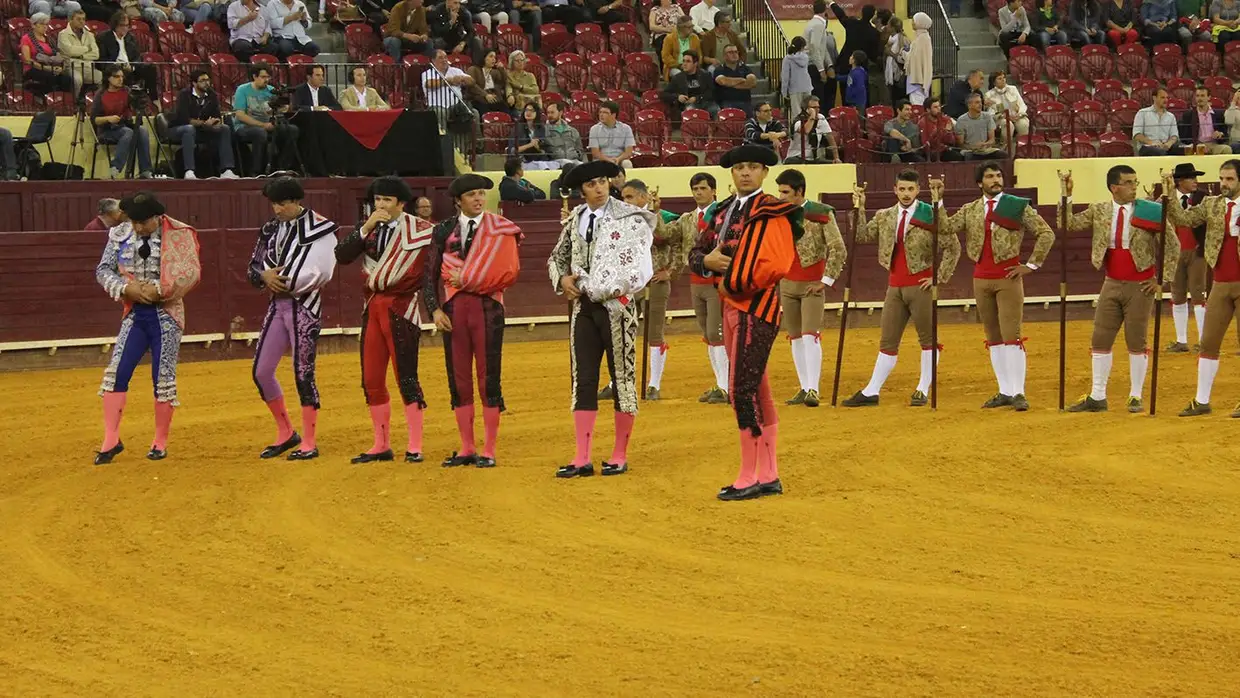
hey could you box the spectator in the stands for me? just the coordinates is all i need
[648,0,684,62]
[423,48,476,127]
[505,50,541,112]
[947,93,1005,160]
[267,0,319,57]
[1133,87,1183,155]
[786,96,838,163]
[1181,0,1212,42]
[169,70,238,180]
[744,102,787,154]
[1032,0,1070,46]
[383,0,433,61]
[883,16,910,104]
[1142,0,1193,46]
[179,0,223,25]
[1065,0,1106,45]
[510,0,542,51]
[1213,0,1240,47]
[1226,88,1240,149]
[688,0,717,32]
[85,198,123,231]
[782,37,813,118]
[293,64,342,111]
[91,65,152,178]
[985,70,1029,144]
[96,11,157,94]
[233,63,301,175]
[415,196,434,221]
[543,100,586,166]
[58,10,100,95]
[803,0,839,108]
[341,67,391,111]
[469,0,509,33]
[700,12,746,72]
[508,103,552,166]
[1101,0,1140,47]
[883,100,924,162]
[538,0,586,32]
[830,2,879,104]
[998,0,1035,54]
[20,14,73,95]
[587,0,626,28]
[662,15,701,80]
[944,69,984,119]
[871,7,893,105]
[920,96,957,157]
[714,44,756,114]
[432,0,480,60]
[228,0,276,63]
[906,12,932,106]
[662,51,718,118]
[588,101,635,169]
[500,158,548,202]
[30,0,80,18]
[843,50,867,111]
[467,50,508,114]
[1181,85,1233,153]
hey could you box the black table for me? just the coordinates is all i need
[291,109,446,177]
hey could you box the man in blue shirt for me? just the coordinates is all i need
[232,62,301,176]
[713,44,756,115]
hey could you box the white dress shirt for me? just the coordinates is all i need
[577,200,610,241]
[1108,201,1134,249]
[458,212,484,251]
[266,0,311,43]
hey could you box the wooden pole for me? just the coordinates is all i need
[1058,192,1068,412]
[930,184,940,411]
[1150,192,1171,416]
[830,199,861,407]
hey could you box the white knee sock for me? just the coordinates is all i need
[1090,352,1112,401]
[789,336,807,391]
[1008,344,1027,396]
[862,352,898,397]
[989,344,1008,395]
[805,334,823,392]
[648,344,668,389]
[1172,303,1189,344]
[708,344,729,391]
[1128,352,1148,399]
[915,347,936,394]
[1197,357,1220,404]
[1194,303,1207,342]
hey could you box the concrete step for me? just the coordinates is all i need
[948,16,996,32]
[958,45,1006,70]
[316,52,350,66]
[955,30,997,46]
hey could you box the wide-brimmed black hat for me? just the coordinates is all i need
[448,173,494,199]
[370,175,414,202]
[119,191,166,222]
[1173,163,1206,180]
[562,160,621,190]
[720,144,779,169]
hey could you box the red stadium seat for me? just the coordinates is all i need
[1108,99,1140,131]
[625,52,659,92]
[1130,77,1159,106]
[85,19,109,35]
[1187,41,1221,77]
[481,112,513,154]
[446,53,472,72]
[46,18,66,45]
[1021,81,1055,109]
[570,89,601,117]
[606,88,637,122]
[192,21,229,58]
[639,88,670,118]
[661,141,698,167]
[159,90,177,114]
[366,54,400,100]
[526,53,548,91]
[716,107,748,141]
[495,23,528,54]
[208,53,245,94]
[539,23,571,58]
[1212,96,1227,110]
[864,104,894,141]
[1225,41,1240,79]
[608,22,642,56]
[629,145,659,168]
[1072,99,1108,135]
[1093,78,1126,104]
[1206,75,1235,104]
[157,21,195,58]
[4,90,38,112]
[1167,76,1195,104]
[828,106,861,141]
[703,138,731,165]
[1116,43,1149,82]
[1057,79,1089,105]
[563,108,593,141]
[1079,44,1114,82]
[633,109,666,148]
[1098,131,1134,157]
[1007,45,1042,83]
[680,108,712,148]
[1031,100,1068,136]
[286,54,316,86]
[1044,45,1077,83]
[345,23,381,62]
[169,52,203,92]
[554,53,588,92]
[574,23,605,58]
[1166,97,1189,118]
[1062,141,1098,158]
[589,53,622,91]
[1152,43,1184,80]
[43,90,75,116]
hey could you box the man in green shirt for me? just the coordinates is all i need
[232,63,301,175]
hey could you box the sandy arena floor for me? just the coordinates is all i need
[1,319,1239,697]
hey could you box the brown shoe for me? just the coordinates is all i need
[1011,394,1029,411]
[1067,395,1108,412]
[1180,400,1212,417]
[909,390,927,407]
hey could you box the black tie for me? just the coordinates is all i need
[585,213,596,243]
[138,236,151,260]
[1182,195,1189,208]
[463,219,476,258]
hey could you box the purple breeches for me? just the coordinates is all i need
[252,298,322,408]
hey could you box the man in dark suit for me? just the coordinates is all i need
[944,70,985,119]
[96,11,158,96]
[1165,162,1210,353]
[498,157,547,202]
[291,64,342,111]
[1179,85,1235,155]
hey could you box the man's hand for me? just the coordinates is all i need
[852,182,866,210]
[454,42,466,54]
[560,274,581,300]
[1058,169,1073,197]
[260,266,290,293]
[704,246,732,273]
[1141,278,1160,296]
[919,277,934,290]
[652,269,670,282]
[929,176,945,202]
[1161,170,1175,194]
[364,208,392,233]
[263,122,275,132]
[447,268,463,288]
[1006,264,1033,279]
[806,280,826,293]
[122,281,146,303]
[433,308,453,332]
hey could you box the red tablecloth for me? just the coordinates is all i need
[327,110,405,149]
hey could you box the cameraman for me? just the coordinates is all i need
[784,96,839,164]
[232,63,300,176]
[169,70,238,179]
[91,65,152,178]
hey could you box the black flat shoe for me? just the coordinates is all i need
[442,452,477,467]
[841,390,879,407]
[601,461,628,476]
[351,449,394,464]
[261,433,301,459]
[555,463,594,478]
[717,483,763,501]
[146,448,166,461]
[405,451,424,463]
[288,448,319,461]
[475,456,497,468]
[94,441,124,465]
[758,479,783,496]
